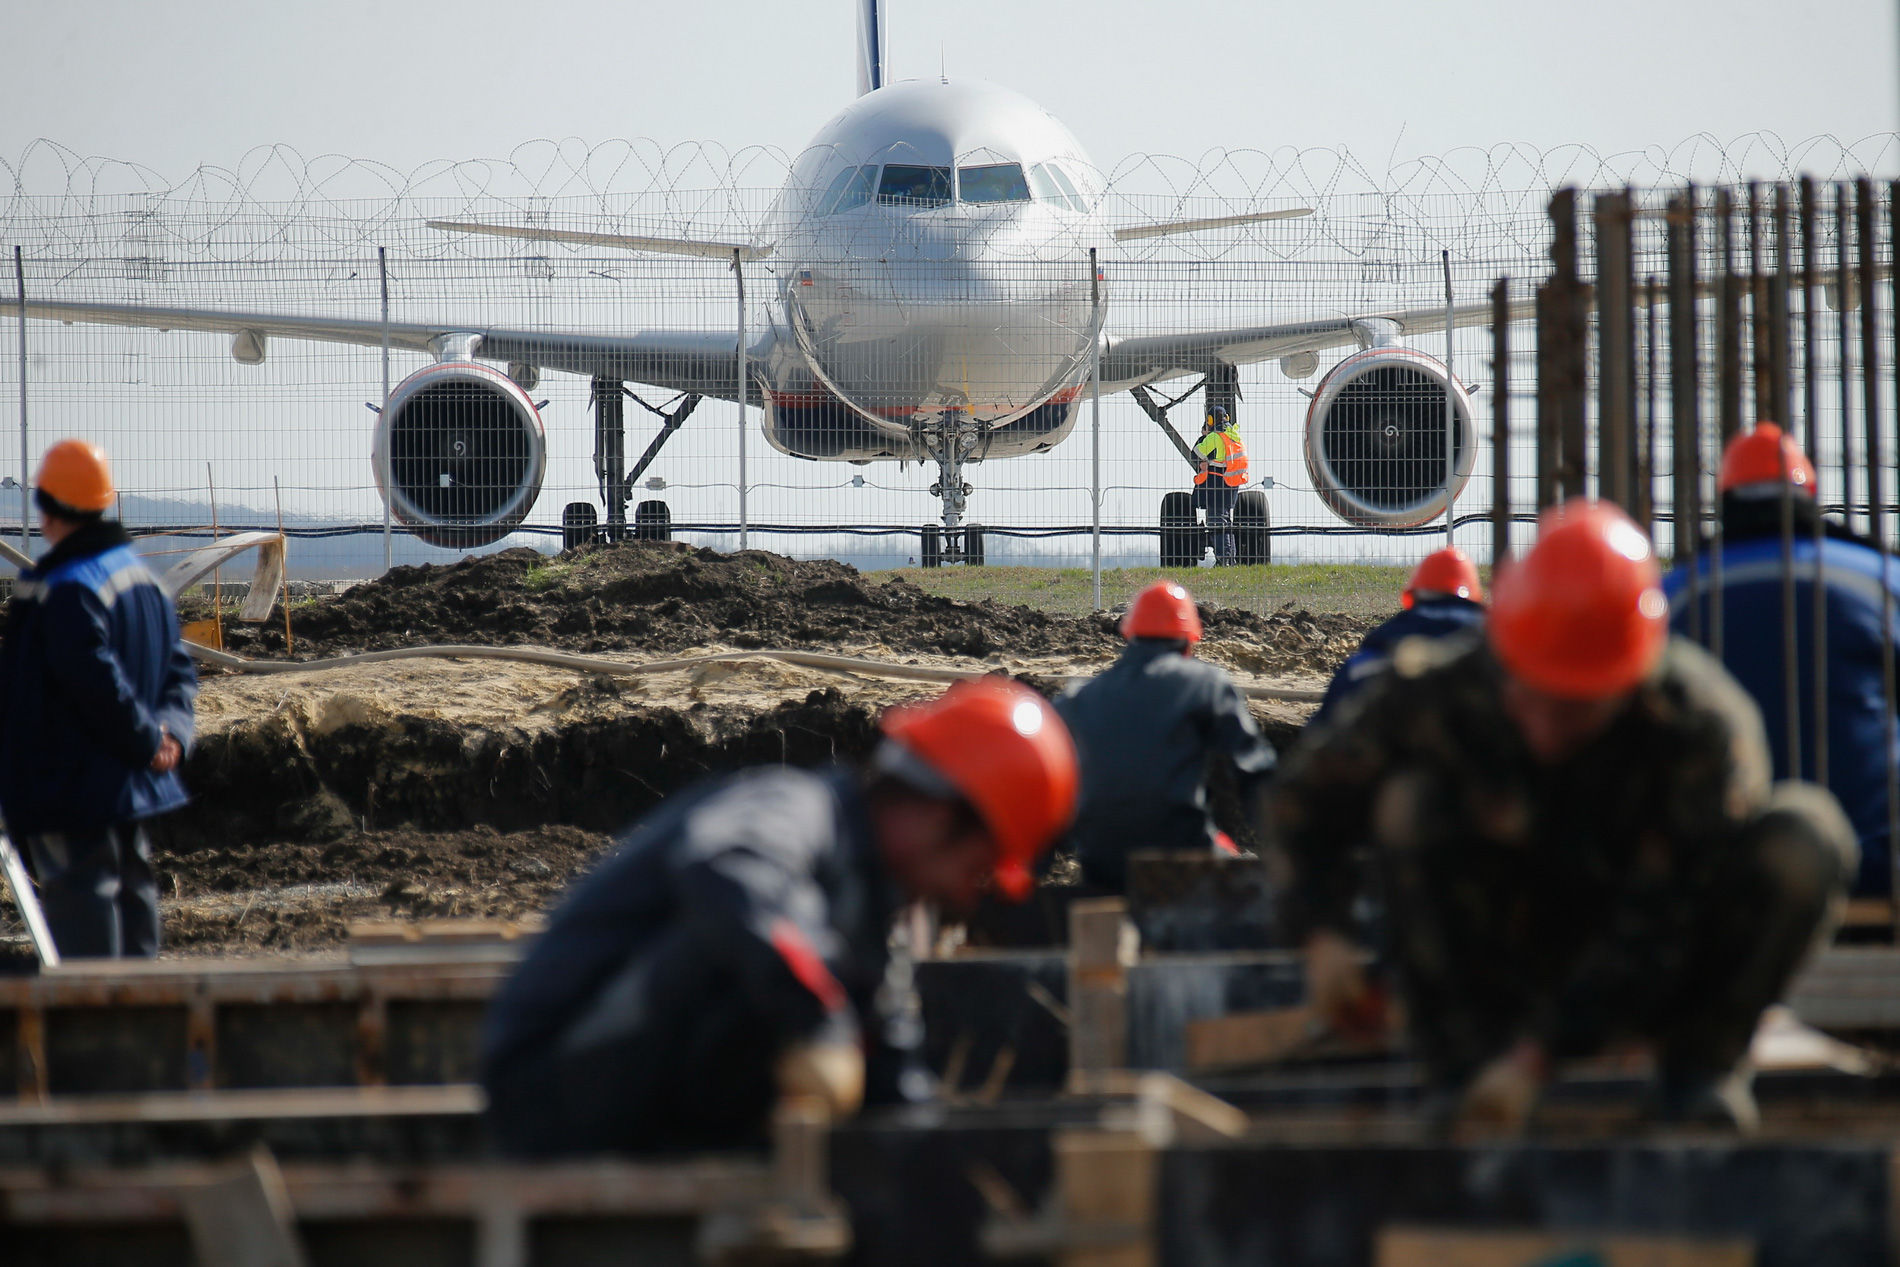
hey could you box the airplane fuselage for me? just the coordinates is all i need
[755,78,1107,466]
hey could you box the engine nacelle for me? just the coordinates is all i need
[372,362,547,548]
[1302,347,1475,529]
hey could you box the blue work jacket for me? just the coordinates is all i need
[0,522,197,835]
[1664,530,1899,895]
[1313,597,1488,728]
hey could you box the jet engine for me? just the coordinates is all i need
[1302,346,1475,528]
[371,362,547,548]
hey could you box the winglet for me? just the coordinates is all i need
[1114,207,1314,243]
[429,221,771,262]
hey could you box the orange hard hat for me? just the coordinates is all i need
[35,438,115,514]
[1487,499,1668,700]
[1402,547,1484,610]
[879,677,1079,902]
[1121,580,1203,643]
[1718,422,1815,496]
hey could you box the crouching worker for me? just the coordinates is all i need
[1265,501,1854,1135]
[481,677,1078,1155]
[1054,580,1276,891]
[1313,547,1487,726]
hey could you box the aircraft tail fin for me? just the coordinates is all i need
[856,0,886,95]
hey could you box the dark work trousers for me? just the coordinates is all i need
[1387,781,1855,1090]
[21,822,159,959]
[1193,482,1238,562]
[485,926,783,1156]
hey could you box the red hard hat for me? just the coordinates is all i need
[1718,422,1815,496]
[1121,580,1203,643]
[1487,500,1668,700]
[1402,547,1484,610]
[35,438,115,514]
[880,677,1079,901]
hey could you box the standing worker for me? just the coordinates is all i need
[1267,501,1853,1134]
[1054,580,1276,891]
[1664,422,1900,898]
[1313,547,1487,725]
[483,677,1077,1155]
[1192,404,1249,565]
[0,439,197,959]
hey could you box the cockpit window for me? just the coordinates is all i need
[877,165,953,208]
[1027,164,1069,209]
[1045,163,1089,212]
[958,163,1030,204]
[819,164,878,214]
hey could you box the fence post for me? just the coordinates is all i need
[734,248,748,552]
[1491,277,1511,567]
[378,246,392,573]
[1089,248,1102,611]
[1666,188,1701,642]
[1547,189,1587,501]
[1442,249,1456,546]
[1594,191,1634,510]
[13,246,26,558]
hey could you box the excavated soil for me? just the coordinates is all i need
[1,543,1379,957]
[203,541,1373,675]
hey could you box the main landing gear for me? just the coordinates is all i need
[562,376,702,551]
[1133,367,1270,567]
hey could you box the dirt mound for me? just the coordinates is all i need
[157,825,611,954]
[160,686,884,856]
[203,542,1373,676]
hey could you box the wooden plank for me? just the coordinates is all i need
[1377,1226,1753,1267]
[1055,1128,1154,1267]
[346,918,544,947]
[1068,899,1133,1081]
[177,1145,309,1267]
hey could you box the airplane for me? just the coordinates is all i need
[12,0,1505,569]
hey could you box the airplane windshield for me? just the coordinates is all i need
[877,165,952,208]
[1046,163,1089,212]
[820,164,878,214]
[958,164,1030,204]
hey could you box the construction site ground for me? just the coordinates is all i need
[1,542,1380,957]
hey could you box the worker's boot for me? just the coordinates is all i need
[1647,1064,1759,1134]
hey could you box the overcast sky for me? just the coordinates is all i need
[4,0,1895,190]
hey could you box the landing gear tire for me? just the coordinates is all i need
[562,502,599,552]
[1160,491,1200,568]
[921,524,942,569]
[633,499,672,542]
[1233,489,1270,566]
[965,525,985,567]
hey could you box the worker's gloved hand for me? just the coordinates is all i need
[1454,1039,1548,1140]
[776,1039,865,1119]
[150,729,183,774]
[1303,928,1369,1031]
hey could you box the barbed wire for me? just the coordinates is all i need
[6,133,1896,270]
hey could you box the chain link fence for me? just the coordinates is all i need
[4,135,1896,613]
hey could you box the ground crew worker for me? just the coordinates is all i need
[1192,404,1249,565]
[0,439,197,959]
[1267,500,1853,1134]
[1314,547,1487,725]
[1054,580,1276,891]
[482,677,1077,1155]
[1664,422,1899,897]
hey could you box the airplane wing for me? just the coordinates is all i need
[12,299,754,402]
[1096,297,1534,393]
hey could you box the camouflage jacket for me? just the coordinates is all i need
[1267,633,1773,1057]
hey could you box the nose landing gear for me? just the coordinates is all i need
[917,419,986,568]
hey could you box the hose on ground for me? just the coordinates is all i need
[185,641,1326,704]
